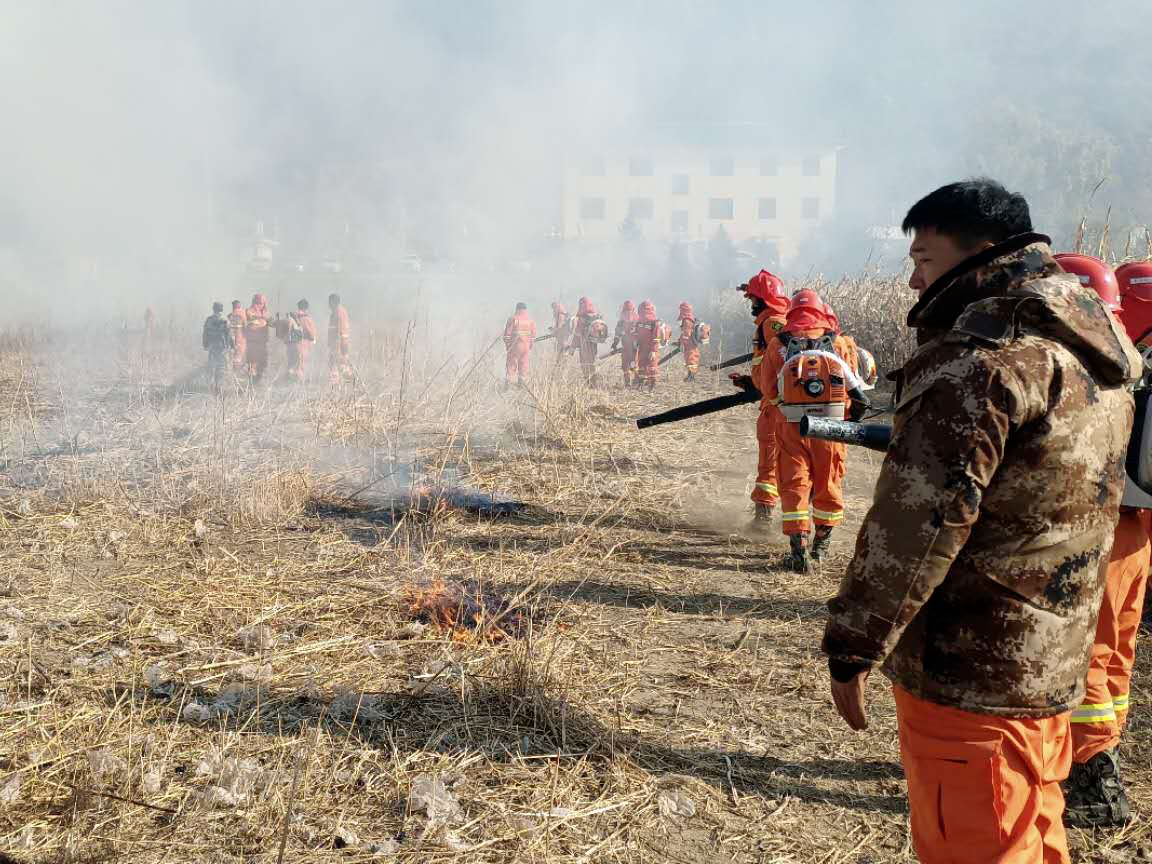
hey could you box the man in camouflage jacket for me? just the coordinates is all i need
[822,180,1141,864]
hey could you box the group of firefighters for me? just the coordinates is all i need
[200,292,352,389]
[501,297,711,389]
[734,246,1152,850]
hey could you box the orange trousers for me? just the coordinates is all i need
[895,686,1071,864]
[751,408,779,507]
[505,343,531,381]
[776,418,845,535]
[681,342,700,374]
[1070,508,1150,762]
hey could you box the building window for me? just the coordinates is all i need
[802,197,820,219]
[802,156,821,177]
[628,197,654,220]
[581,156,606,177]
[710,157,735,177]
[580,198,607,220]
[758,198,777,220]
[709,198,734,220]
[671,174,690,195]
[670,210,689,233]
[760,156,778,176]
[629,156,654,177]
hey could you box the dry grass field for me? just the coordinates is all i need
[1,305,1149,863]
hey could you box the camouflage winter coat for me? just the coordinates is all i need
[822,234,1142,716]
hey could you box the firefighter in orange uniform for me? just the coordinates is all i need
[677,302,702,381]
[612,300,640,386]
[731,271,789,527]
[328,293,352,384]
[284,299,318,383]
[1056,254,1150,827]
[228,300,247,370]
[761,290,866,571]
[633,300,665,390]
[572,297,608,385]
[244,293,270,382]
[550,301,572,358]
[503,302,536,388]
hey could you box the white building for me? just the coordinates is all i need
[561,124,840,264]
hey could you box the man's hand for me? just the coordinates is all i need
[830,668,871,730]
[729,373,754,391]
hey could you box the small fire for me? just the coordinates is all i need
[404,578,532,642]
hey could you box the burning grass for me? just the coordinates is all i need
[1,319,1149,863]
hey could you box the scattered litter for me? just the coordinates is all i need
[16,498,32,516]
[194,746,267,808]
[365,642,401,660]
[333,827,361,848]
[332,691,384,723]
[364,839,399,857]
[237,624,275,651]
[657,788,696,820]
[548,806,574,819]
[192,519,208,540]
[396,622,427,640]
[155,630,179,646]
[234,662,273,683]
[87,749,128,784]
[409,774,464,823]
[59,516,78,530]
[0,622,23,643]
[143,664,175,697]
[0,772,22,804]
[182,702,214,723]
[141,769,163,795]
[107,530,126,543]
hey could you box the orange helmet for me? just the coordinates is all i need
[785,290,832,332]
[1118,263,1152,347]
[745,270,788,315]
[678,301,694,321]
[638,300,657,322]
[1055,253,1120,311]
[578,296,598,316]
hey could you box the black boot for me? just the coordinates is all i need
[1062,750,1133,828]
[812,525,834,561]
[747,503,773,533]
[789,534,811,574]
[685,371,697,382]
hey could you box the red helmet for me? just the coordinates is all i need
[745,270,789,315]
[1055,253,1120,311]
[638,300,657,322]
[1117,262,1152,301]
[785,290,833,332]
[823,301,840,332]
[678,301,694,320]
[1117,263,1152,346]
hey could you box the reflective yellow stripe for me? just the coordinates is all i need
[811,508,844,522]
[1113,693,1130,711]
[755,482,778,494]
[750,355,764,367]
[1070,702,1117,724]
[781,511,809,522]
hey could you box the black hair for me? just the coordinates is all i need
[515,302,527,311]
[212,302,224,313]
[902,178,1032,250]
[298,299,309,310]
[328,293,340,305]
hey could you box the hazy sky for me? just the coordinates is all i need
[3,0,1151,319]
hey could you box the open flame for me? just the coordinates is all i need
[404,578,532,642]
